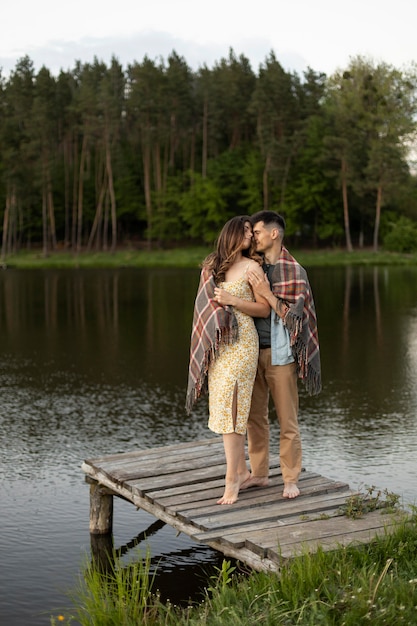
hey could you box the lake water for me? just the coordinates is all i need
[1,265,416,625]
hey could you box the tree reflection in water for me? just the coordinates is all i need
[0,266,416,625]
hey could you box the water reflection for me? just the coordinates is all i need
[90,519,226,606]
[405,313,417,405]
[0,265,416,625]
[300,266,417,504]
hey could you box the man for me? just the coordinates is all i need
[243,210,321,499]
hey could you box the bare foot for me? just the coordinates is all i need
[217,480,240,505]
[217,471,251,505]
[240,475,270,490]
[283,482,300,499]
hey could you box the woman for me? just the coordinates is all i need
[186,216,269,504]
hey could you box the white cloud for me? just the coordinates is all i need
[1,0,416,78]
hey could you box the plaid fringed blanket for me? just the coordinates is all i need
[185,268,239,414]
[271,247,322,395]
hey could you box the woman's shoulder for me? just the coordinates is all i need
[246,258,263,271]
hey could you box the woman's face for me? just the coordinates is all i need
[241,221,253,250]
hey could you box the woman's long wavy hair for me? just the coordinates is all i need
[202,215,259,284]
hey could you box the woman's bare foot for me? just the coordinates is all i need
[240,474,270,490]
[217,471,251,505]
[217,481,239,505]
[283,482,300,498]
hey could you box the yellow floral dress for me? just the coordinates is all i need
[208,276,259,435]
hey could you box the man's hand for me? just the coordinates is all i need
[246,269,271,299]
[247,269,286,319]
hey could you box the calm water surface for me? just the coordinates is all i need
[0,266,416,624]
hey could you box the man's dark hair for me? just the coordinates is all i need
[250,210,286,232]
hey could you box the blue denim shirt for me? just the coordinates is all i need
[271,311,294,366]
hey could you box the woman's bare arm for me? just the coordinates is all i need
[213,263,270,318]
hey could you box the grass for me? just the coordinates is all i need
[1,247,210,269]
[51,507,417,625]
[2,246,417,269]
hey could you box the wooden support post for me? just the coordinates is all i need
[90,532,114,573]
[89,482,114,534]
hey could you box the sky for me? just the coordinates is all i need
[1,0,417,78]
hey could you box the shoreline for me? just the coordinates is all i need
[2,247,417,270]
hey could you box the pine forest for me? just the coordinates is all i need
[1,49,417,258]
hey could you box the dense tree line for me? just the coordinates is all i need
[1,49,417,258]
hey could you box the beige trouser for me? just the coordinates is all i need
[247,348,301,484]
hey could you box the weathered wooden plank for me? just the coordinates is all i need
[84,442,226,483]
[250,510,405,558]
[85,438,221,465]
[94,447,226,474]
[144,467,287,509]
[204,509,404,559]
[124,466,227,495]
[85,442,282,481]
[230,476,346,510]
[108,454,282,485]
[191,491,356,544]
[176,479,350,528]
[85,450,226,482]
[145,478,226,502]
[123,457,279,496]
[142,465,284,504]
[152,473,325,515]
[96,443,283,481]
[268,512,407,560]
[113,453,226,480]
[234,509,354,556]
[160,476,337,517]
[264,510,405,548]
[275,514,408,559]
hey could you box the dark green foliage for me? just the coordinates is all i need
[1,53,417,257]
[383,216,417,252]
[179,171,227,244]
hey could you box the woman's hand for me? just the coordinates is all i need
[213,287,235,306]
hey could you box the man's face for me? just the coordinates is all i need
[252,221,273,253]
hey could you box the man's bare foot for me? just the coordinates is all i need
[240,475,270,490]
[283,482,300,499]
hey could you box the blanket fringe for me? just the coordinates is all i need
[292,338,322,396]
[285,311,303,346]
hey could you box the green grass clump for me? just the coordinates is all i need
[51,549,160,625]
[338,486,401,519]
[52,510,417,625]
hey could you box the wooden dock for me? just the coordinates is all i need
[81,438,404,572]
